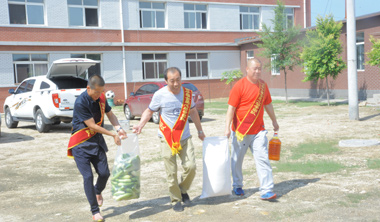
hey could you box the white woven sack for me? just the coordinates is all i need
[200,136,231,199]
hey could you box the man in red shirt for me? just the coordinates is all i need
[225,58,279,200]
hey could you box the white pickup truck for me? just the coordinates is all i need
[3,58,99,133]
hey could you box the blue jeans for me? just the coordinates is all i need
[72,147,110,215]
[231,130,274,195]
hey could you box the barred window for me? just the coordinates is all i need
[356,32,365,71]
[8,0,45,25]
[68,0,99,27]
[240,6,260,30]
[142,54,167,79]
[186,53,208,78]
[184,4,207,29]
[13,54,48,83]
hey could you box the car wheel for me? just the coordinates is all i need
[35,109,51,133]
[5,108,18,128]
[124,105,135,120]
[152,111,160,124]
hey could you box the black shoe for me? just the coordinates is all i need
[181,193,191,205]
[173,202,184,212]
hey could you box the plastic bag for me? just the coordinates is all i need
[200,136,231,199]
[110,133,140,201]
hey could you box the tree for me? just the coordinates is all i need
[256,0,302,103]
[367,35,380,69]
[300,15,346,106]
[221,69,243,85]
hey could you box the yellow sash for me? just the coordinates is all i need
[159,87,192,155]
[232,81,265,142]
[67,92,106,158]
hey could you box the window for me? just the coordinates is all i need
[142,54,167,79]
[135,84,159,95]
[284,8,294,29]
[184,4,207,29]
[71,53,102,79]
[357,32,365,71]
[13,54,48,84]
[186,53,208,78]
[68,0,98,27]
[139,2,165,28]
[247,50,254,60]
[271,54,280,75]
[8,0,44,25]
[40,81,50,89]
[240,6,260,30]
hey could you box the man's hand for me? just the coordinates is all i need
[117,129,128,139]
[132,124,143,134]
[224,128,231,138]
[113,134,121,146]
[273,120,279,132]
[198,131,206,141]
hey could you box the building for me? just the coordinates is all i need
[238,11,380,100]
[0,0,310,112]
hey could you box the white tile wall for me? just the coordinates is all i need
[103,52,124,83]
[167,2,184,30]
[100,0,121,29]
[46,0,68,27]
[209,4,240,31]
[0,54,15,86]
[261,6,275,30]
[125,51,143,82]
[209,51,241,78]
[0,1,9,25]
[124,0,139,30]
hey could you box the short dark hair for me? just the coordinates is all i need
[88,75,105,89]
[164,67,181,81]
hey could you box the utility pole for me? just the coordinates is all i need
[346,0,359,120]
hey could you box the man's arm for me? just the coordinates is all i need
[84,115,122,146]
[189,107,205,141]
[132,108,154,134]
[106,110,127,138]
[224,105,236,138]
[264,103,279,131]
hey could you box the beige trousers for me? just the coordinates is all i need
[160,136,196,203]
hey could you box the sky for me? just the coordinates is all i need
[310,0,380,26]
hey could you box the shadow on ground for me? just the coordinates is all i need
[0,132,34,144]
[102,178,320,220]
[102,196,171,220]
[359,113,380,121]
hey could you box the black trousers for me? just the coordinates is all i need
[72,147,110,215]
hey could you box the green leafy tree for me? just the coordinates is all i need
[367,35,380,69]
[300,15,346,106]
[256,0,302,103]
[221,69,243,85]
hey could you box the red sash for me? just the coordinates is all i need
[232,80,265,142]
[67,93,106,158]
[159,87,192,155]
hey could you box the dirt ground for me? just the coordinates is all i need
[1,100,380,222]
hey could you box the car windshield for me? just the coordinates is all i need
[182,83,198,92]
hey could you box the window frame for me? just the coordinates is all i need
[356,32,365,71]
[141,53,168,80]
[271,54,280,75]
[184,3,207,29]
[239,6,260,31]
[185,53,209,78]
[139,1,166,29]
[67,0,99,27]
[284,8,294,29]
[246,50,254,60]
[12,53,49,84]
[8,0,45,25]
